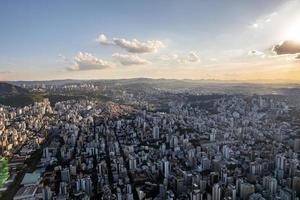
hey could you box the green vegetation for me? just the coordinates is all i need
[0,157,9,188]
[0,94,34,107]
[0,82,112,108]
[0,82,34,107]
[31,92,45,102]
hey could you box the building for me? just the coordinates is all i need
[212,183,221,200]
[13,185,37,200]
[153,126,160,139]
[240,183,255,200]
[249,193,266,200]
[280,188,297,200]
[263,176,277,194]
[294,138,300,152]
[61,168,70,183]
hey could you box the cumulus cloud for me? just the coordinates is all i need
[68,52,111,71]
[113,38,164,53]
[273,40,300,55]
[96,34,112,45]
[96,34,164,53]
[112,53,150,66]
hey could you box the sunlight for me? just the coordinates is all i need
[284,17,300,42]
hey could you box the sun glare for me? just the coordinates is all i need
[284,17,300,42]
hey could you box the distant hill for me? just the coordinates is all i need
[0,82,35,107]
[0,82,30,94]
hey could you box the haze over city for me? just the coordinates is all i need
[1,0,300,81]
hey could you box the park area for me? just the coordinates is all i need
[0,157,8,188]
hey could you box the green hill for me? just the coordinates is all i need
[0,82,35,107]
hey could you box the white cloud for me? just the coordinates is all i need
[160,51,201,64]
[178,51,201,63]
[249,12,278,29]
[186,51,201,62]
[68,52,111,71]
[58,54,67,60]
[96,34,112,45]
[96,33,164,53]
[160,54,179,61]
[248,50,266,58]
[113,38,164,53]
[112,53,150,66]
[58,54,71,64]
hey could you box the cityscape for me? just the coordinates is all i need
[0,80,299,200]
[0,1,300,200]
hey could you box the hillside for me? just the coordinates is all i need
[0,82,35,107]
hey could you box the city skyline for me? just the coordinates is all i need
[1,2,300,198]
[1,0,300,81]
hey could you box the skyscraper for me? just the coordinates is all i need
[240,183,255,200]
[153,125,160,139]
[212,183,221,200]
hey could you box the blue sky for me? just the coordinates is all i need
[0,0,300,81]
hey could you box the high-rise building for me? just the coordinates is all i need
[176,177,184,194]
[280,188,297,200]
[249,193,266,200]
[43,147,50,159]
[210,130,216,142]
[212,183,221,200]
[85,176,93,196]
[250,162,256,175]
[294,138,300,152]
[190,189,203,200]
[59,182,68,196]
[263,176,277,194]
[222,145,230,159]
[240,182,255,200]
[61,168,70,183]
[164,160,170,178]
[43,186,52,200]
[129,156,137,171]
[275,154,285,170]
[228,184,236,200]
[153,126,160,139]
[292,176,300,197]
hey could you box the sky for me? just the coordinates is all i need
[0,0,300,81]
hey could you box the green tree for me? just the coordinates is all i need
[0,157,9,188]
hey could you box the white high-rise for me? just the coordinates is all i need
[153,126,160,139]
[212,183,221,200]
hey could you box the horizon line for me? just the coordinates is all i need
[2,77,300,85]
